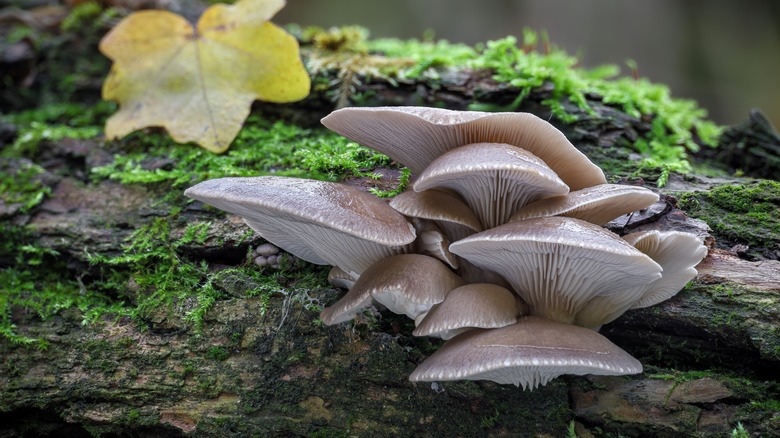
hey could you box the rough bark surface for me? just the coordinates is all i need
[2,62,780,437]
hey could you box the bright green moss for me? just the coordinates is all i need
[0,161,51,213]
[90,116,395,187]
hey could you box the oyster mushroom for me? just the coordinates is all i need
[321,106,606,190]
[412,283,524,340]
[389,189,483,242]
[414,142,569,229]
[319,254,464,325]
[624,230,708,308]
[449,217,662,325]
[574,230,708,328]
[185,176,415,277]
[409,316,643,390]
[509,184,660,226]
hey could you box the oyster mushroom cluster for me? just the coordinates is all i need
[185,107,708,390]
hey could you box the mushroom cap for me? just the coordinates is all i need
[413,220,459,269]
[449,217,662,324]
[319,254,464,325]
[327,266,357,290]
[623,230,708,309]
[510,184,660,226]
[413,283,521,340]
[321,106,606,190]
[389,189,483,241]
[414,143,569,229]
[409,316,643,389]
[185,176,416,276]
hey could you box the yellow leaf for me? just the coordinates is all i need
[99,0,310,153]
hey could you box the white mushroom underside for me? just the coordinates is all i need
[449,218,663,324]
[414,144,569,229]
[510,184,660,226]
[623,230,708,309]
[453,243,661,323]
[245,217,411,277]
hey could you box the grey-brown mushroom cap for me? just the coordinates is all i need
[413,143,570,229]
[185,176,416,276]
[319,254,464,325]
[412,283,521,339]
[449,217,662,325]
[389,189,484,239]
[509,184,660,226]
[623,230,708,309]
[409,316,643,389]
[327,266,357,290]
[321,106,606,190]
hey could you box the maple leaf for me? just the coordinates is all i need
[99,0,310,153]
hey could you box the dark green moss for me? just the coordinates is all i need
[678,180,780,258]
[206,346,230,362]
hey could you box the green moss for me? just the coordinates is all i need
[206,346,230,361]
[678,180,780,253]
[0,262,127,348]
[1,102,110,157]
[0,161,51,213]
[467,33,721,185]
[60,2,104,33]
[90,116,395,187]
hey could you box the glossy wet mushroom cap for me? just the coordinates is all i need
[510,184,660,226]
[185,176,416,277]
[389,189,483,242]
[409,316,643,389]
[413,283,523,340]
[321,106,606,190]
[319,254,464,325]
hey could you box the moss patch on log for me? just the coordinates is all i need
[678,180,780,259]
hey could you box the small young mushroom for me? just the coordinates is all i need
[319,254,464,325]
[509,184,660,226]
[409,316,643,390]
[449,217,662,325]
[413,143,569,229]
[185,176,416,277]
[321,106,606,190]
[412,283,524,340]
[253,242,281,268]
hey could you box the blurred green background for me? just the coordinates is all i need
[277,0,780,130]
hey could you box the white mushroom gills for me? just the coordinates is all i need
[449,217,663,325]
[414,143,569,229]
